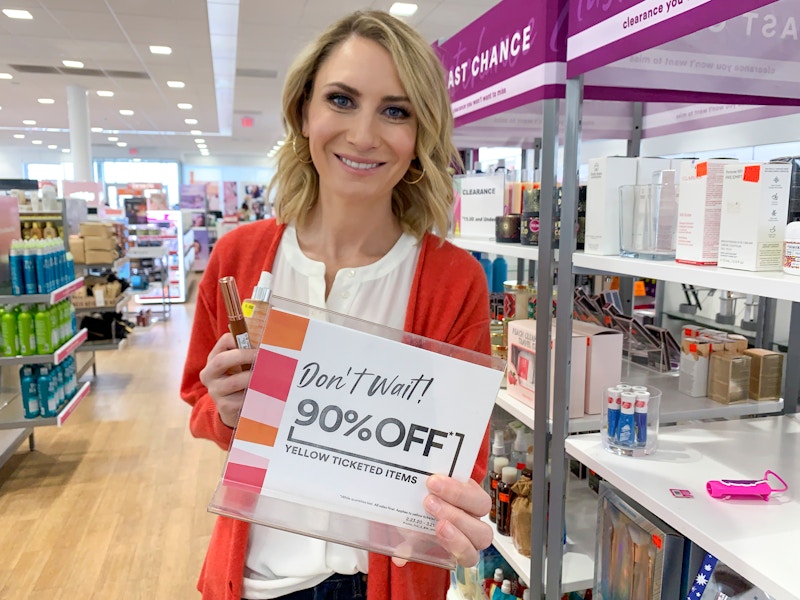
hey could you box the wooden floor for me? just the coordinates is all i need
[0,286,224,599]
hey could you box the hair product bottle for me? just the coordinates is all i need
[496,466,518,535]
[488,456,509,523]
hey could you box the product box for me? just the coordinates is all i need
[83,235,118,252]
[676,159,737,265]
[79,221,114,238]
[679,340,712,398]
[68,235,86,264]
[506,319,586,419]
[572,321,623,414]
[636,157,672,185]
[744,348,784,400]
[707,351,751,404]
[718,162,792,271]
[585,157,638,255]
[84,249,118,265]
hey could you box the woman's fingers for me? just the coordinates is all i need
[199,333,258,427]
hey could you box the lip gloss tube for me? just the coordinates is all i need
[634,391,650,446]
[219,276,251,349]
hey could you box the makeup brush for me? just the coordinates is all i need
[712,564,754,600]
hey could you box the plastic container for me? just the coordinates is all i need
[602,384,661,457]
[618,183,678,260]
[784,220,800,276]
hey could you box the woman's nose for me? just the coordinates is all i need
[346,113,379,150]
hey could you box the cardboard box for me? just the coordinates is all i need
[585,157,638,255]
[676,159,737,265]
[679,340,712,397]
[744,348,784,400]
[707,352,751,404]
[506,319,586,419]
[718,162,792,271]
[572,321,623,414]
[79,221,115,238]
[83,235,118,252]
[69,235,86,264]
[84,249,118,265]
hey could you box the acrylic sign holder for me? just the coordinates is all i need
[208,295,506,569]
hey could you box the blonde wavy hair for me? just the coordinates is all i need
[269,10,460,239]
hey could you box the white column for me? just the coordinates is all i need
[66,85,93,181]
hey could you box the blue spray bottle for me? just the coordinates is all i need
[10,240,25,296]
[19,365,41,418]
[491,255,508,294]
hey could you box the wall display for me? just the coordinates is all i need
[179,183,206,210]
[242,183,269,219]
[223,181,238,218]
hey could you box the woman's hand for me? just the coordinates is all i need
[392,474,493,568]
[199,332,258,428]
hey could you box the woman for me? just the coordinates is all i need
[181,10,493,600]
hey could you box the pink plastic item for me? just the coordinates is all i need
[706,470,788,501]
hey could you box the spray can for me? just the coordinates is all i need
[10,240,24,296]
[22,241,37,295]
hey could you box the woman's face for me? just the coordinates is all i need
[302,35,417,208]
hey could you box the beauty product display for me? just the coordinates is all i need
[602,383,660,457]
[18,357,78,419]
[0,302,77,357]
[9,238,75,295]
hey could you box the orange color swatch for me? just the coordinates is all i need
[235,416,279,447]
[262,309,310,351]
[743,165,761,183]
[696,162,708,177]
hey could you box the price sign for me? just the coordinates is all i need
[221,306,503,535]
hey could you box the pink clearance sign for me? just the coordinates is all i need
[566,0,778,77]
[436,0,568,127]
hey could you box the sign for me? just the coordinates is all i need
[436,0,568,126]
[567,0,778,77]
[453,173,506,239]
[642,102,798,138]
[220,306,503,537]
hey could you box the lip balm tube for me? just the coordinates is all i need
[634,391,650,446]
[617,392,636,446]
[219,276,251,349]
[606,386,621,440]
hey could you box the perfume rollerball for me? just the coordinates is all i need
[219,276,251,349]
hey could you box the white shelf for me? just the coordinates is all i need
[0,277,85,305]
[573,253,800,303]
[565,414,800,600]
[0,427,32,466]
[0,329,88,366]
[127,246,169,259]
[450,237,543,261]
[483,476,597,593]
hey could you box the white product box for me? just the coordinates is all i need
[636,157,672,185]
[572,321,623,415]
[506,319,586,419]
[676,159,737,265]
[585,157,638,255]
[679,340,712,398]
[718,162,792,271]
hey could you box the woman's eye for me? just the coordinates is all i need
[328,94,352,108]
[385,106,410,120]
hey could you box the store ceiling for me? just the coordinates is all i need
[0,0,499,163]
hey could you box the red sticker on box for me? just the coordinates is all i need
[696,162,708,177]
[743,165,761,182]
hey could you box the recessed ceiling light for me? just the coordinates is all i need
[13,134,24,139]
[108,136,119,142]
[62,148,70,153]
[119,109,134,116]
[91,127,103,133]
[3,9,33,19]
[167,80,185,88]
[184,118,198,125]
[190,129,202,135]
[0,73,13,80]
[177,103,192,110]
[389,2,418,17]
[31,140,42,145]
[96,90,114,97]
[200,149,209,154]
[47,144,57,149]
[117,142,127,147]
[197,144,207,149]
[37,98,55,104]
[22,119,36,125]
[149,45,172,55]
[194,138,205,143]
[62,60,84,69]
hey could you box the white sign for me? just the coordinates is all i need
[455,173,506,239]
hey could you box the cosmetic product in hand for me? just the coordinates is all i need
[634,390,650,446]
[616,392,636,446]
[488,456,509,523]
[242,271,273,347]
[496,466,518,535]
[219,276,251,349]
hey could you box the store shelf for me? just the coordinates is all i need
[572,253,800,303]
[450,237,543,262]
[0,277,85,305]
[0,380,91,430]
[484,476,597,592]
[73,291,131,314]
[496,360,782,434]
[565,414,800,600]
[0,427,32,466]
[0,329,88,366]
[80,256,129,271]
[127,247,169,259]
[81,338,126,352]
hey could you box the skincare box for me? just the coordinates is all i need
[506,319,586,419]
[707,351,751,404]
[679,340,712,398]
[676,159,737,265]
[718,162,792,271]
[572,321,623,415]
[636,157,672,185]
[585,157,638,255]
[744,348,784,401]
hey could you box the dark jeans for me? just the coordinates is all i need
[243,572,367,600]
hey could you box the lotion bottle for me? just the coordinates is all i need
[242,271,273,347]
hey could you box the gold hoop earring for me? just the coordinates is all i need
[292,136,313,164]
[402,168,425,185]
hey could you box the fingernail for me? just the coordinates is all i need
[440,520,455,540]
[424,495,442,517]
[427,474,444,494]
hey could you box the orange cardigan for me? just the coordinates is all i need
[180,219,491,600]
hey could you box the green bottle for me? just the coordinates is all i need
[17,305,36,356]
[1,305,19,357]
[35,303,52,355]
[48,303,59,349]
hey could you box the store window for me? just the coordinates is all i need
[24,163,75,194]
[100,160,180,208]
